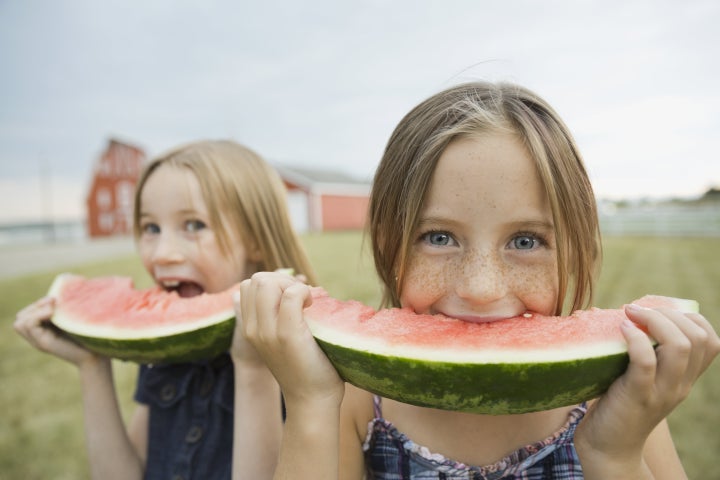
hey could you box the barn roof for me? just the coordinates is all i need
[275,165,371,195]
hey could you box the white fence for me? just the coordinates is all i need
[0,220,86,246]
[599,205,720,237]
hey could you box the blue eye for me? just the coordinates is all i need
[423,231,454,246]
[511,235,537,250]
[185,220,207,232]
[142,223,160,235]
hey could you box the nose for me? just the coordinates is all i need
[151,231,185,265]
[454,249,508,305]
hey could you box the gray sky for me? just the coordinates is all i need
[1,0,718,222]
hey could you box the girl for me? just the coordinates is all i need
[236,82,720,479]
[14,140,317,480]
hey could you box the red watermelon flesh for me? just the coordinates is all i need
[49,273,237,364]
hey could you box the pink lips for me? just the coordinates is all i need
[450,314,511,324]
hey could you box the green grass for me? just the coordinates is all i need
[594,237,720,479]
[1,233,718,479]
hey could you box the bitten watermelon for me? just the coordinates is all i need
[49,273,236,364]
[304,288,699,415]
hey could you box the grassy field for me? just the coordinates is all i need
[1,232,718,479]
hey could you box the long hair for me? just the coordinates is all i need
[368,82,600,313]
[133,140,316,284]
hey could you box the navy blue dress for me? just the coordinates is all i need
[134,354,234,480]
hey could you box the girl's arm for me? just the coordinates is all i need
[230,303,283,480]
[15,297,146,480]
[643,420,686,480]
[575,304,720,479]
[275,384,367,480]
[79,358,145,479]
[237,272,351,479]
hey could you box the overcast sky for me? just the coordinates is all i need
[1,0,718,222]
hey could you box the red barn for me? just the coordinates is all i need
[277,166,371,232]
[86,139,146,237]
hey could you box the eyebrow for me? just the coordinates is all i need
[417,216,554,231]
[140,207,204,216]
[506,219,555,231]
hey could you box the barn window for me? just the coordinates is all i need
[97,188,112,209]
[116,181,134,209]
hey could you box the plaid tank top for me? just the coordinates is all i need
[362,396,586,479]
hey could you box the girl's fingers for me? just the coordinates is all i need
[28,321,62,351]
[253,273,292,342]
[276,282,312,343]
[15,297,53,324]
[232,288,247,344]
[624,304,719,402]
[239,272,310,347]
[655,309,713,388]
[15,308,65,354]
[685,312,720,373]
[619,316,657,395]
[238,276,259,341]
[237,280,255,339]
[14,297,55,340]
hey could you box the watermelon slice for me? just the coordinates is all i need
[49,273,236,364]
[304,288,699,415]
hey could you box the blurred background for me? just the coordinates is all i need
[1,0,719,245]
[1,1,719,479]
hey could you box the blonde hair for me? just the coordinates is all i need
[133,140,317,285]
[368,82,600,314]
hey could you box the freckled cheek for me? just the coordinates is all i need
[399,255,454,313]
[506,261,558,314]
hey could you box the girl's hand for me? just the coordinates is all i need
[576,304,720,475]
[230,269,307,368]
[14,296,103,366]
[236,271,345,409]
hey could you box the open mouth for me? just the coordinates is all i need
[161,280,204,298]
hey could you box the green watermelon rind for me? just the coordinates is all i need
[315,337,629,414]
[56,316,235,365]
[48,273,236,365]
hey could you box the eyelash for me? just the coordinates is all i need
[141,222,159,235]
[138,219,207,235]
[419,230,457,247]
[185,219,206,232]
[418,230,549,249]
[510,231,549,250]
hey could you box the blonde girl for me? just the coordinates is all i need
[237,83,720,479]
[15,140,316,480]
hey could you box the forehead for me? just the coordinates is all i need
[140,164,207,212]
[423,133,550,220]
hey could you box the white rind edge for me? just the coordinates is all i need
[51,309,235,339]
[669,297,700,314]
[47,272,74,298]
[307,318,629,363]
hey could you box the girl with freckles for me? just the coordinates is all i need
[237,82,720,479]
